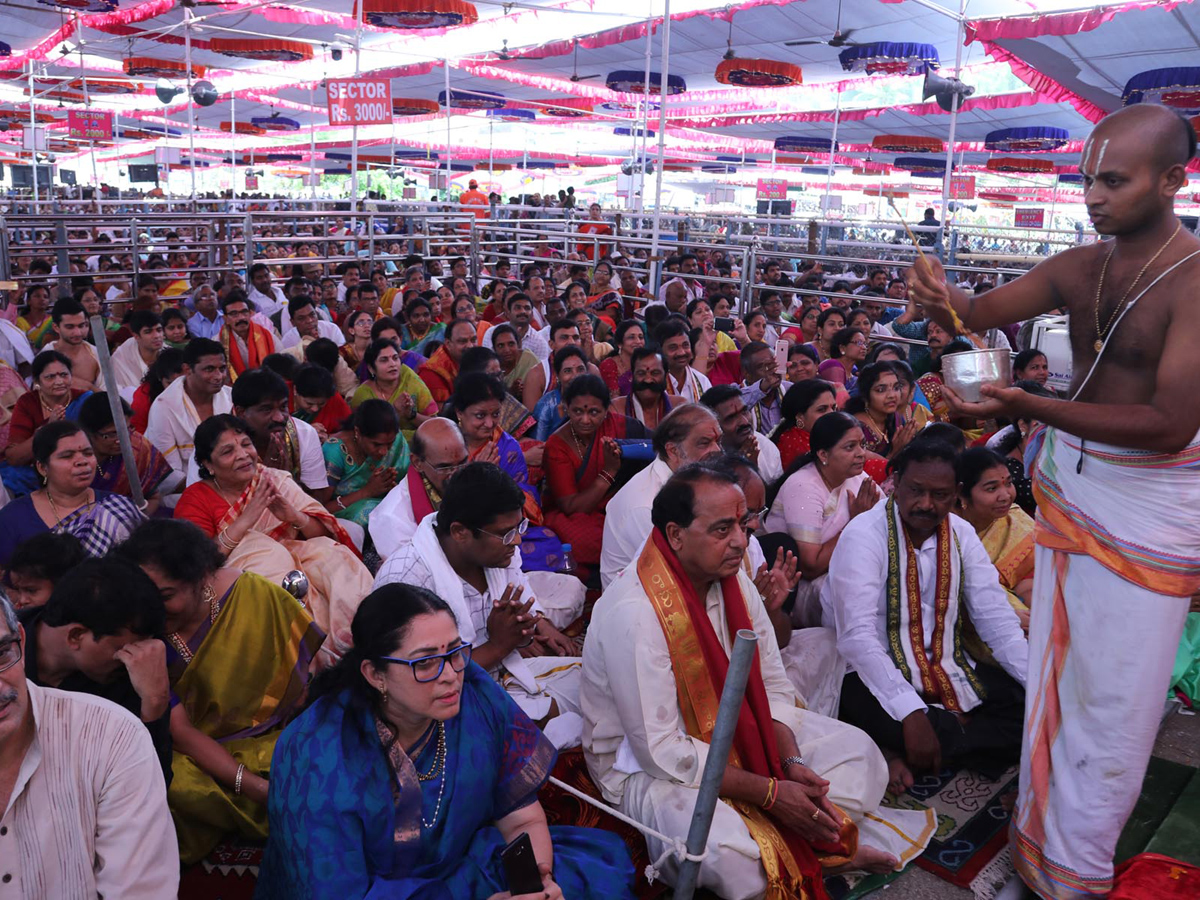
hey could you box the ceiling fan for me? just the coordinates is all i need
[785,0,861,47]
[494,38,552,62]
[569,42,600,82]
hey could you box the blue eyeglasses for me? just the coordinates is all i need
[380,644,472,683]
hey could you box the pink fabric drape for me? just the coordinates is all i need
[965,0,1194,43]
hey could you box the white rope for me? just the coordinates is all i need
[547,775,708,884]
[1070,247,1200,401]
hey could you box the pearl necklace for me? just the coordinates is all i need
[414,721,448,829]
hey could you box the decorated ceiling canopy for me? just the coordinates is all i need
[220,121,267,136]
[392,98,440,116]
[1057,172,1085,184]
[983,126,1070,152]
[487,108,536,122]
[123,57,206,80]
[356,0,478,29]
[252,115,301,132]
[838,42,939,76]
[979,190,1020,202]
[605,70,687,95]
[774,136,836,153]
[893,156,950,174]
[986,156,1056,173]
[871,134,944,153]
[439,89,506,110]
[862,186,908,197]
[266,153,305,162]
[714,58,802,88]
[37,0,116,10]
[613,126,655,137]
[0,42,12,57]
[1122,67,1200,115]
[541,105,592,118]
[209,38,313,63]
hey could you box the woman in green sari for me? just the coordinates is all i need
[350,338,437,441]
[117,519,326,865]
[322,398,410,531]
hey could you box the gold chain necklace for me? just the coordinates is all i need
[568,426,589,458]
[45,488,91,527]
[1092,223,1181,352]
[165,585,219,662]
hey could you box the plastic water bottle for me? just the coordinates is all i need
[559,543,577,576]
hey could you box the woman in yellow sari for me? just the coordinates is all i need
[956,447,1034,663]
[174,414,374,663]
[116,519,325,864]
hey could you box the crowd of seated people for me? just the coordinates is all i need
[2,234,1103,900]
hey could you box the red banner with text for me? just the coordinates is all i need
[1014,207,1045,228]
[326,78,393,126]
[68,109,113,141]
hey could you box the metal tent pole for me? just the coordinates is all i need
[443,60,453,201]
[350,2,364,219]
[938,0,967,255]
[89,316,146,510]
[27,64,39,214]
[184,8,198,208]
[647,0,672,296]
[672,629,759,900]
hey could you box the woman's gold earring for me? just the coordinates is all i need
[379,684,388,705]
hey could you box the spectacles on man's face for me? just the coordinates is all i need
[742,507,769,529]
[0,635,23,674]
[420,456,468,475]
[477,517,528,546]
[380,644,472,683]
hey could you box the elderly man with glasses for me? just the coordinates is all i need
[373,461,584,747]
[0,590,180,898]
[368,417,470,561]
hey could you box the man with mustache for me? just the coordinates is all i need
[824,440,1029,796]
[611,347,684,431]
[0,592,180,896]
[700,384,783,486]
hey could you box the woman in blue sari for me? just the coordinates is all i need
[452,372,564,572]
[257,584,634,900]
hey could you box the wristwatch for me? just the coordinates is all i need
[781,755,807,771]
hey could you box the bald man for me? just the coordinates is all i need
[368,418,468,560]
[909,105,1200,899]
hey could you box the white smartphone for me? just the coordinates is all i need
[773,339,790,377]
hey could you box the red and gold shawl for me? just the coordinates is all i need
[636,529,855,900]
[221,321,276,381]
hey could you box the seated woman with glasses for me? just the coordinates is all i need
[77,392,178,516]
[174,414,374,663]
[257,584,635,899]
[116,519,325,866]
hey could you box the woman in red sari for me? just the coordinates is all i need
[772,380,839,469]
[597,319,644,398]
[543,375,648,570]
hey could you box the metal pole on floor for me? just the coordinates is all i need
[89,315,146,510]
[672,628,758,900]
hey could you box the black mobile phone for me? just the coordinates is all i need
[501,832,543,896]
[714,316,735,333]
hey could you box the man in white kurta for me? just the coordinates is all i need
[372,463,584,746]
[0,597,179,899]
[825,443,1029,789]
[583,467,935,899]
[109,312,164,393]
[145,341,233,479]
[599,403,722,588]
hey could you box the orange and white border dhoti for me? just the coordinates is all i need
[1013,427,1200,899]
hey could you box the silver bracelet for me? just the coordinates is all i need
[781,754,806,771]
[234,763,246,795]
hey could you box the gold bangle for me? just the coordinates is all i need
[762,776,777,810]
[217,528,239,551]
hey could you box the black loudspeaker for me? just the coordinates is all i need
[129,164,159,184]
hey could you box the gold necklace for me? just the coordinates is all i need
[414,721,447,782]
[1092,223,1181,352]
[568,425,589,458]
[165,585,219,662]
[45,488,91,526]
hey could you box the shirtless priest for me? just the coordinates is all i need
[582,464,935,899]
[908,104,1200,899]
